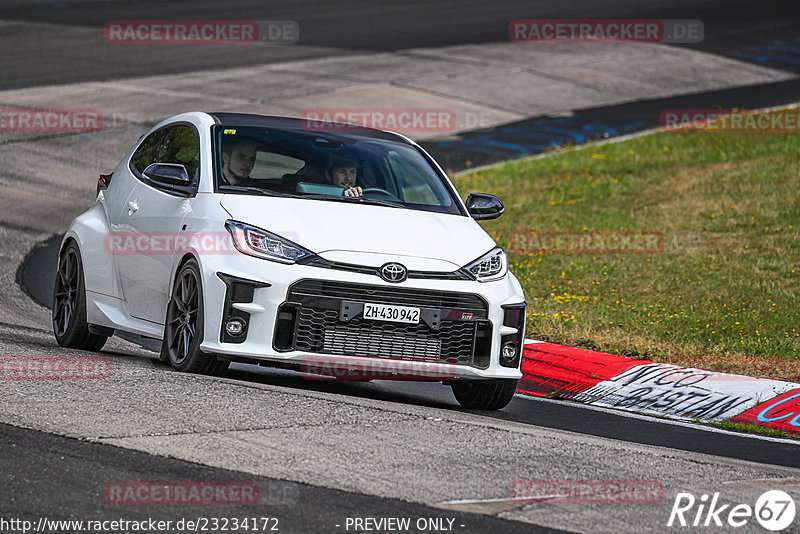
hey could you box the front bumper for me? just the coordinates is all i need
[198,253,525,381]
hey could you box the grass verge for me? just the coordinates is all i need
[709,420,793,439]
[453,110,800,382]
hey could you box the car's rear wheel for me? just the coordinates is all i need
[161,259,228,376]
[451,379,518,410]
[52,242,107,351]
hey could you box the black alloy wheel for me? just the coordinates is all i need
[161,259,228,375]
[52,242,107,351]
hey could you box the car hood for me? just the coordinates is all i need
[219,195,496,269]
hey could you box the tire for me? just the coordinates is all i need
[160,259,228,376]
[451,379,519,410]
[52,242,107,351]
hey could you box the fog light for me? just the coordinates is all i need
[225,317,246,336]
[501,342,517,363]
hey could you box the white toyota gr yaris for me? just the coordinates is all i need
[54,112,526,409]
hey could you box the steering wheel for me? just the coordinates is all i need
[361,187,402,202]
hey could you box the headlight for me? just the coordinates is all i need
[464,247,507,282]
[225,220,313,264]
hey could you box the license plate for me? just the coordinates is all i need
[363,303,420,324]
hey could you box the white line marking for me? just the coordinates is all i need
[438,495,565,505]
[721,477,798,485]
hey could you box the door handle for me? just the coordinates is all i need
[127,200,138,214]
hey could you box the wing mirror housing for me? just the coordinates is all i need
[142,163,193,195]
[465,193,504,220]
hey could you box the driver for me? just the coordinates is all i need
[222,140,257,185]
[325,153,362,197]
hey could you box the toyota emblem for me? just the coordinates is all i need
[380,262,407,283]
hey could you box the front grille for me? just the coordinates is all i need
[284,279,490,366]
[288,279,487,311]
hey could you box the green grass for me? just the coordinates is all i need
[453,110,800,381]
[709,420,795,439]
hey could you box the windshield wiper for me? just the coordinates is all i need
[218,185,299,198]
[350,197,405,208]
[301,194,404,209]
[219,186,403,208]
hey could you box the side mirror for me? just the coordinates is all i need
[465,193,504,220]
[143,163,191,186]
[142,163,193,195]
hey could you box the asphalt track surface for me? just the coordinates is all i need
[3,1,800,532]
[0,0,798,89]
[420,77,800,170]
[0,423,565,534]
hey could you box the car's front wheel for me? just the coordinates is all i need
[52,242,107,351]
[161,259,228,376]
[451,379,518,410]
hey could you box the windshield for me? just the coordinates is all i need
[213,126,462,215]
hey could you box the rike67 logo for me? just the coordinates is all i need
[668,490,795,531]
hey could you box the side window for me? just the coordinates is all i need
[154,126,201,185]
[131,125,201,185]
[132,129,167,175]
